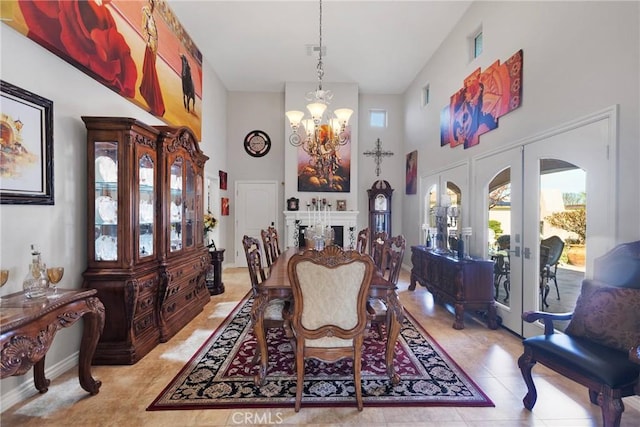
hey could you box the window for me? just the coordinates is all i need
[421,84,430,107]
[474,31,483,58]
[370,109,387,128]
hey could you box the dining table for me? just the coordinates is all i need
[251,247,405,386]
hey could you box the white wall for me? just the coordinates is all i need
[226,91,285,263]
[0,22,228,405]
[357,94,405,235]
[402,1,640,250]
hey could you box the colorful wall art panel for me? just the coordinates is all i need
[440,49,522,149]
[1,0,203,140]
[406,150,417,195]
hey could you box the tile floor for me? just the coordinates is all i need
[1,267,639,426]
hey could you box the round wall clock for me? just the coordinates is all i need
[243,130,271,157]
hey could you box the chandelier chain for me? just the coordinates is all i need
[317,0,324,89]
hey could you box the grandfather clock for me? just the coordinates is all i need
[368,180,393,250]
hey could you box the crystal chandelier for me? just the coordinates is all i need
[285,0,354,154]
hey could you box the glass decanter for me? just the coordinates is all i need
[23,245,49,299]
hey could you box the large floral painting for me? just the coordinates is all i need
[440,49,522,149]
[1,0,203,140]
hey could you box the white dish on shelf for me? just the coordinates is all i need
[171,203,182,221]
[96,196,117,224]
[95,235,117,261]
[139,201,154,223]
[139,233,154,256]
[95,156,117,182]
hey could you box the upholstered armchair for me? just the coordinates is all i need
[287,245,375,411]
[518,241,640,427]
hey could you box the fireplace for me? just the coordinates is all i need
[284,210,359,249]
[298,225,345,248]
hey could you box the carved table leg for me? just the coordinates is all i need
[453,302,465,330]
[33,358,50,393]
[487,301,498,329]
[251,293,269,386]
[384,292,403,385]
[79,297,105,395]
[408,273,417,291]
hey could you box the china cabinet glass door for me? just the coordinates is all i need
[184,160,195,248]
[94,141,118,261]
[138,154,154,258]
[170,157,183,252]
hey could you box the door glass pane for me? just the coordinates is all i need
[539,160,586,331]
[95,141,118,261]
[170,157,183,252]
[424,185,437,245]
[185,160,195,248]
[488,168,511,307]
[139,154,154,258]
[446,182,461,252]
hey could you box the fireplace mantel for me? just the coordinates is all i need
[283,210,360,249]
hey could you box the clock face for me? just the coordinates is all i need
[375,194,388,211]
[244,130,271,157]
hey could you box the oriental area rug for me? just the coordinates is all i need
[148,294,493,410]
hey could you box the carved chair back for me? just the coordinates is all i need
[380,235,406,285]
[242,235,267,296]
[356,228,369,254]
[287,245,374,411]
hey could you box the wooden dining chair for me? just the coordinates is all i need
[368,235,406,338]
[370,231,388,269]
[261,226,281,268]
[287,245,375,412]
[242,235,291,362]
[356,228,369,254]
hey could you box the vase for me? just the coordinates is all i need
[567,244,586,266]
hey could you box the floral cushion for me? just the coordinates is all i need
[565,279,640,352]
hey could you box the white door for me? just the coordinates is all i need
[235,181,278,267]
[474,146,524,333]
[473,110,616,336]
[521,116,614,337]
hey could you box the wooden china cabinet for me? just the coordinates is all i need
[82,117,210,365]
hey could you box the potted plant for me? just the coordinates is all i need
[544,208,586,266]
[204,210,218,251]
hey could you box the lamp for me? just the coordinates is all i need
[285,0,353,159]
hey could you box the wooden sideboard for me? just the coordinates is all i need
[0,289,105,395]
[410,246,497,330]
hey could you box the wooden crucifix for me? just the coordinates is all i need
[363,138,394,176]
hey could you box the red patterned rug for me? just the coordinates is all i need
[148,294,494,410]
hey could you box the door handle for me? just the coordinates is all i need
[523,247,530,259]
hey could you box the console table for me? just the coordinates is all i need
[0,289,105,395]
[410,246,497,330]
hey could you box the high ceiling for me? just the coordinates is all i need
[169,0,472,94]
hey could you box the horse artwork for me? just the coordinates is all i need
[3,0,203,140]
[180,54,195,113]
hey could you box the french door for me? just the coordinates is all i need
[473,109,616,336]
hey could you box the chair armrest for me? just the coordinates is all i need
[630,345,640,365]
[631,345,640,395]
[522,310,573,335]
